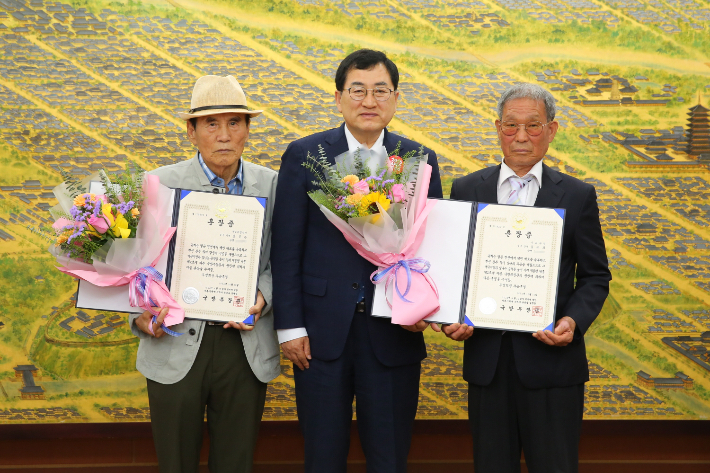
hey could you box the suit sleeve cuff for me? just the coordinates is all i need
[277,327,308,344]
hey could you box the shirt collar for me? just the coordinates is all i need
[498,158,543,188]
[344,124,385,152]
[197,152,243,189]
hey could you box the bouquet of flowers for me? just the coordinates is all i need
[304,143,440,325]
[48,167,184,335]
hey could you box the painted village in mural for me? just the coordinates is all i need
[0,0,709,423]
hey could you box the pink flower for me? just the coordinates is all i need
[87,215,110,234]
[390,184,406,203]
[352,180,370,195]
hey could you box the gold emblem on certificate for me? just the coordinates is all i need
[511,213,528,230]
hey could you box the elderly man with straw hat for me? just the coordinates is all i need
[128,75,280,473]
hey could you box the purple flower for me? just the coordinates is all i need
[67,227,84,244]
[366,170,387,182]
[116,201,135,215]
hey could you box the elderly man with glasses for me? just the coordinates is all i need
[271,49,443,473]
[446,82,611,473]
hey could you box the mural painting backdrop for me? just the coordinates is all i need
[1,0,709,423]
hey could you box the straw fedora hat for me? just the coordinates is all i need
[178,75,263,120]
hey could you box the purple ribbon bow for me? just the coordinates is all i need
[371,257,431,303]
[129,266,182,337]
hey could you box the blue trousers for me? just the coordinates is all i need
[294,312,421,473]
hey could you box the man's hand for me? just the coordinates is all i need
[281,336,311,370]
[223,290,265,331]
[533,316,576,347]
[401,320,432,332]
[135,307,168,338]
[433,323,474,341]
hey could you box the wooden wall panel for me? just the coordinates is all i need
[0,420,708,472]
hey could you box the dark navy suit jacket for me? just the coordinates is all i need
[272,124,443,367]
[450,163,611,389]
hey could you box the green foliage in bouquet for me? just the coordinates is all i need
[302,141,425,221]
[53,165,146,264]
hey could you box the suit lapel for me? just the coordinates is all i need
[477,165,500,203]
[323,123,349,165]
[382,128,398,155]
[241,161,260,197]
[534,163,565,208]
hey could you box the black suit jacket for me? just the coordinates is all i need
[272,124,443,367]
[450,163,611,389]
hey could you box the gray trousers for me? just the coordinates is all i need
[147,324,267,473]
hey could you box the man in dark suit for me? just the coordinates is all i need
[271,49,443,472]
[447,83,611,473]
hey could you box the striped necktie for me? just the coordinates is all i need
[506,176,533,205]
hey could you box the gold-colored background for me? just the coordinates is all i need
[1,0,709,423]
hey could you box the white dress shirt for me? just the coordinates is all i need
[277,125,386,344]
[497,159,543,206]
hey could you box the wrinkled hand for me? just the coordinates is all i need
[223,290,265,331]
[401,320,433,332]
[433,323,474,341]
[281,336,311,370]
[135,307,168,338]
[533,316,576,347]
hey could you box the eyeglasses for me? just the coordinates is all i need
[498,121,551,136]
[345,86,394,102]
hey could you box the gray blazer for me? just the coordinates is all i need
[128,156,281,384]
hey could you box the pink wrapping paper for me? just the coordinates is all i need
[315,161,440,325]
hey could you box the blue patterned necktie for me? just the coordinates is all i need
[506,176,533,205]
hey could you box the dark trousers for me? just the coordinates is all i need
[147,325,267,473]
[294,312,421,473]
[468,333,585,473]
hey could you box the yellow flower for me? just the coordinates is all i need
[57,233,69,244]
[341,175,359,187]
[358,192,391,217]
[131,208,140,217]
[73,193,96,207]
[345,193,363,206]
[99,204,131,238]
[112,214,131,238]
[101,203,115,226]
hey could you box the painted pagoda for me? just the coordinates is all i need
[685,100,710,162]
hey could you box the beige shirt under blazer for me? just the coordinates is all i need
[128,156,280,384]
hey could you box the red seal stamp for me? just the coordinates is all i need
[233,297,244,308]
[531,306,543,317]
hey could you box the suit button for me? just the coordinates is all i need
[352,283,359,290]
[188,328,196,336]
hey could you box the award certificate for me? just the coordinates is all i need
[465,203,564,332]
[166,190,266,324]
